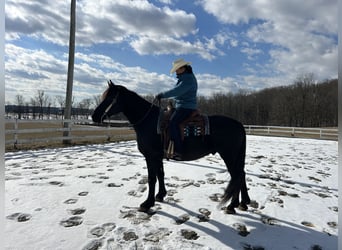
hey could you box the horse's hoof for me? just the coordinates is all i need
[155,196,164,202]
[238,203,248,211]
[138,206,150,213]
[225,206,236,214]
[139,200,154,212]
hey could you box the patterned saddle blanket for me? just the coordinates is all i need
[157,108,210,158]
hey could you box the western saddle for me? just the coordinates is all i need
[157,107,210,159]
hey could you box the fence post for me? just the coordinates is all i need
[14,118,18,149]
[107,122,111,141]
[62,120,72,144]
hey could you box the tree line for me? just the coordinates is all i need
[5,90,99,120]
[196,76,337,127]
[5,75,337,127]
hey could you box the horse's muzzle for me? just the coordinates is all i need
[91,112,102,123]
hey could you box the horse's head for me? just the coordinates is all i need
[92,80,124,123]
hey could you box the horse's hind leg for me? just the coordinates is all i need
[156,162,167,202]
[226,190,240,214]
[238,173,251,211]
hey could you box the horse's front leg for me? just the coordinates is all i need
[139,157,159,212]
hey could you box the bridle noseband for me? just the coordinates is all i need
[101,89,120,122]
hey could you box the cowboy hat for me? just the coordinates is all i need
[170,58,191,74]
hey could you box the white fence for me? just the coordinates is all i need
[244,125,338,140]
[5,119,135,148]
[5,119,338,149]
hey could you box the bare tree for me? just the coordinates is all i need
[55,95,65,118]
[34,90,49,119]
[15,94,25,119]
[93,95,101,108]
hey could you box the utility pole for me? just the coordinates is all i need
[63,0,76,144]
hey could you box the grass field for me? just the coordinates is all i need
[5,120,136,152]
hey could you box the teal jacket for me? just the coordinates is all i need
[160,72,198,109]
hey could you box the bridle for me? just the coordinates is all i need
[100,86,159,127]
[100,89,120,122]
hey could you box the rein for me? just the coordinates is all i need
[131,98,159,127]
[100,90,120,122]
[101,88,159,127]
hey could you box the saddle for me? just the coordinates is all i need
[157,108,210,159]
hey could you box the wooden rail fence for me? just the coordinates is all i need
[5,119,338,150]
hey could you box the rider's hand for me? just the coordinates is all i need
[156,93,163,101]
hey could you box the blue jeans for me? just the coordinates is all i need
[169,108,194,154]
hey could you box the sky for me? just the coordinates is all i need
[5,136,338,249]
[4,0,338,106]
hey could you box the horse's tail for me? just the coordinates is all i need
[219,133,246,207]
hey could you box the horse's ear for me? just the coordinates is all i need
[107,80,115,87]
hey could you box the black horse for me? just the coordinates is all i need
[92,81,251,214]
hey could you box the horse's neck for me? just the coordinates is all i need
[122,90,156,126]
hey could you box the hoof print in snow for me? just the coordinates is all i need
[181,229,199,240]
[143,228,172,243]
[68,207,86,215]
[88,226,105,238]
[175,214,190,225]
[123,231,139,241]
[164,197,180,203]
[328,206,338,212]
[308,176,322,182]
[278,190,300,198]
[48,181,64,186]
[301,221,315,227]
[107,183,123,187]
[310,245,323,250]
[269,197,284,207]
[199,208,211,216]
[198,208,211,222]
[60,216,83,227]
[127,190,141,197]
[82,239,103,250]
[248,200,259,209]
[197,214,210,222]
[6,212,32,222]
[233,223,250,237]
[327,221,337,229]
[64,198,78,204]
[261,215,278,225]
[78,191,89,196]
[241,243,265,250]
[119,208,152,224]
[209,193,222,202]
[138,176,148,184]
[102,222,116,232]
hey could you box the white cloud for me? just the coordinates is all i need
[130,36,217,60]
[241,47,262,60]
[6,1,197,45]
[198,0,338,80]
[5,44,172,104]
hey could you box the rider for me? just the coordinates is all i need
[156,59,198,160]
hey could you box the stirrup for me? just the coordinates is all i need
[166,141,174,159]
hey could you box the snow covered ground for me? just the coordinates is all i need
[5,135,338,250]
